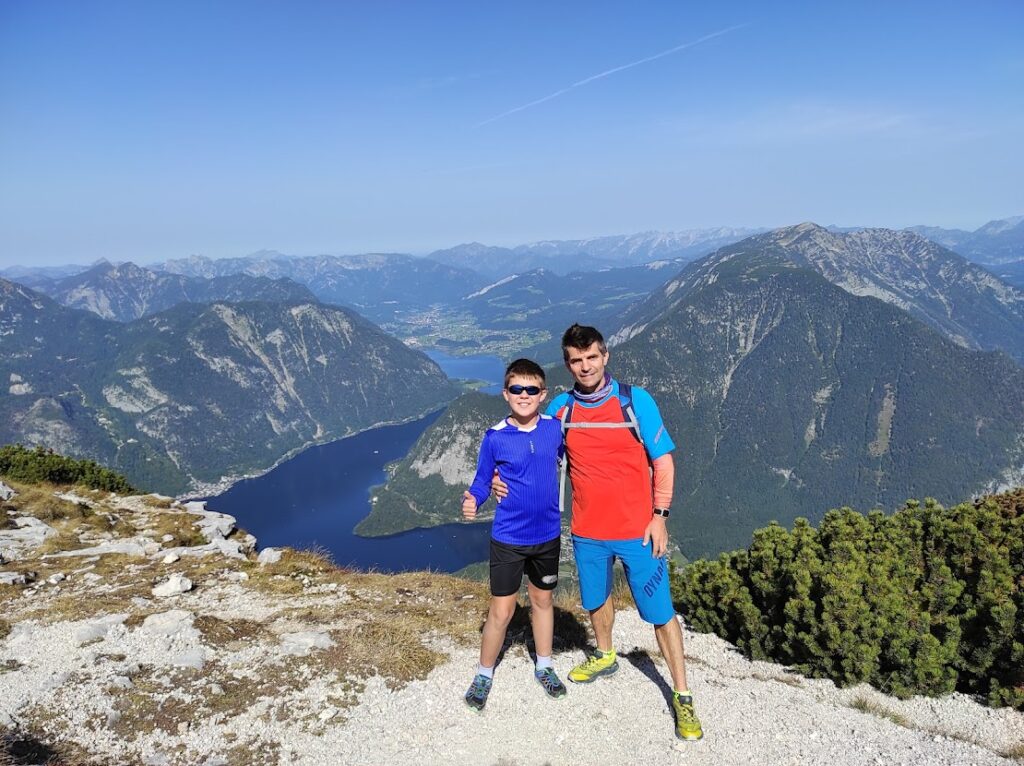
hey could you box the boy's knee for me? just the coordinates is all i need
[529,588,553,609]
[489,600,516,625]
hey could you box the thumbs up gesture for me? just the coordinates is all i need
[461,490,478,520]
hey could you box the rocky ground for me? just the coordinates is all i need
[1,479,1023,766]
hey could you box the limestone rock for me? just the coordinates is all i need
[152,574,193,597]
[258,547,283,565]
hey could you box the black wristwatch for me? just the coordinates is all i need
[653,507,670,518]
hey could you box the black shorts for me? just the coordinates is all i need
[489,536,561,597]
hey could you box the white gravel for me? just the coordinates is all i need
[278,610,1023,766]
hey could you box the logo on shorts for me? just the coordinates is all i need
[542,575,558,585]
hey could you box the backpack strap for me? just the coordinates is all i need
[556,383,644,517]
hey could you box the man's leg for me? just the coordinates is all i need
[653,615,688,691]
[590,596,615,653]
[568,536,619,683]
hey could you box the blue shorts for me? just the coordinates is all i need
[571,535,676,625]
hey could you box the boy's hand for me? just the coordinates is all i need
[461,491,478,520]
[642,515,668,558]
[491,470,508,502]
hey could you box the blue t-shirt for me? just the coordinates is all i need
[467,415,563,546]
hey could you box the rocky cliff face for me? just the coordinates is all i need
[614,223,1024,365]
[609,250,1024,556]
[29,261,318,322]
[353,392,508,536]
[0,279,458,495]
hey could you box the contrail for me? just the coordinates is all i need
[475,24,746,128]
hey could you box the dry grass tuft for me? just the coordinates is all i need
[847,695,910,728]
[149,512,207,548]
[1000,742,1024,761]
[5,486,84,523]
[0,618,10,641]
[194,615,269,647]
[749,671,803,687]
[322,620,445,689]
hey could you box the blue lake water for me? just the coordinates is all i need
[205,412,492,572]
[425,349,504,394]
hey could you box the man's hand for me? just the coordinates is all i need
[642,515,669,558]
[490,470,508,502]
[461,491,478,520]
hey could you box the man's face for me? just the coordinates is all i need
[564,342,609,393]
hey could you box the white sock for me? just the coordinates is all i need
[477,664,494,679]
[535,655,553,670]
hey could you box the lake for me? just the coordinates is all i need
[205,351,506,573]
[425,349,504,394]
[205,412,493,572]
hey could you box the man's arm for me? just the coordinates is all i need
[643,453,674,557]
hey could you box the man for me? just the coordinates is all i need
[494,323,702,741]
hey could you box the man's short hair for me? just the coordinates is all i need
[504,358,546,388]
[561,323,607,360]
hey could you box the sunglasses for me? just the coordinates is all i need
[506,384,544,396]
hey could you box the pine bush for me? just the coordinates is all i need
[0,444,136,494]
[672,490,1024,709]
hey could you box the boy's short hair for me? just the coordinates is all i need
[561,323,607,360]
[504,358,546,388]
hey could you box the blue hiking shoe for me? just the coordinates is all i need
[534,666,567,699]
[464,673,492,712]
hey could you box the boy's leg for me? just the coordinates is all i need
[526,582,554,657]
[480,594,518,667]
[522,536,560,659]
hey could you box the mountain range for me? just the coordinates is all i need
[0,278,456,495]
[613,224,1024,366]
[28,260,317,322]
[426,228,762,279]
[364,225,1024,556]
[905,215,1024,265]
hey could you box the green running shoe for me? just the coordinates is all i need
[534,666,567,699]
[673,693,703,741]
[567,649,619,684]
[463,674,492,712]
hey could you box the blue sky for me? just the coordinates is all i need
[1,1,1022,266]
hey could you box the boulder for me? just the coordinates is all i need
[152,574,193,598]
[257,547,283,565]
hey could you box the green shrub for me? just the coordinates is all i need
[673,490,1024,709]
[0,444,136,494]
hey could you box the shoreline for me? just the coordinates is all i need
[181,404,450,503]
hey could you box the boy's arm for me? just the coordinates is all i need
[466,433,496,508]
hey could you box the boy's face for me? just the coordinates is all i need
[502,374,547,420]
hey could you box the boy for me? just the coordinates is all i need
[461,358,566,712]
